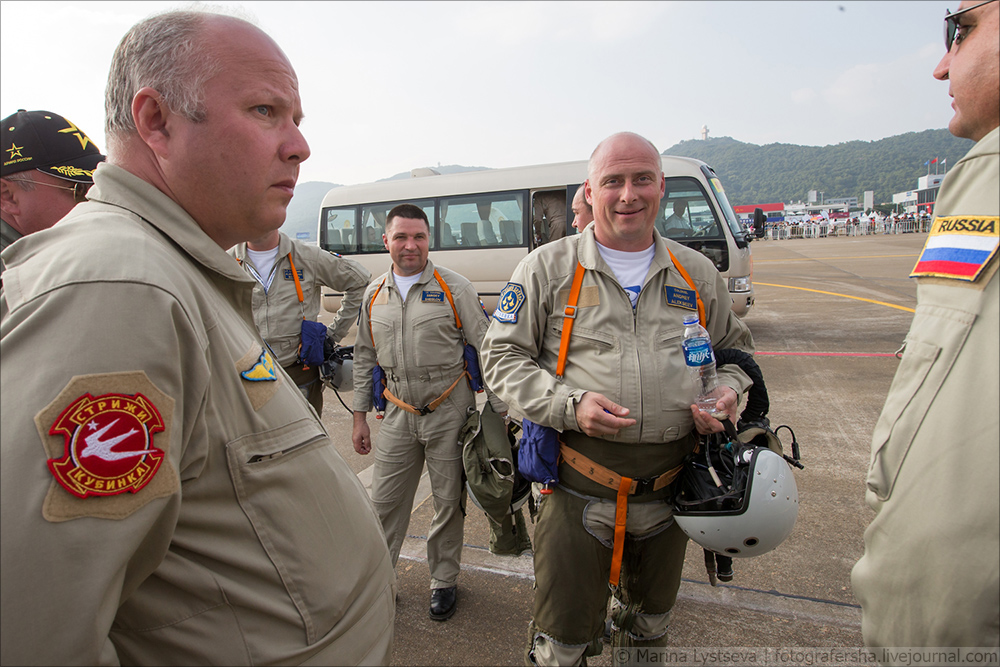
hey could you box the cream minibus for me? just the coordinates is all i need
[317,156,762,317]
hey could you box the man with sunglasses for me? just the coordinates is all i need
[852,0,998,650]
[1,109,105,276]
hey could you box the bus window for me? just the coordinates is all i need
[359,200,434,252]
[657,179,727,273]
[657,180,720,239]
[439,192,524,249]
[322,207,356,253]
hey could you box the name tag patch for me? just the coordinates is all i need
[283,268,304,281]
[665,285,698,310]
[494,282,526,323]
[911,216,999,281]
[422,290,445,303]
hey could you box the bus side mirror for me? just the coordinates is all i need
[753,208,767,238]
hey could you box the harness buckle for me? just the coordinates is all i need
[632,476,656,497]
[418,404,434,416]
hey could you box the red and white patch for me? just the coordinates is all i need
[47,392,166,498]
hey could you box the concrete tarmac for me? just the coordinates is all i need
[317,233,926,665]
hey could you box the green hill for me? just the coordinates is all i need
[661,130,973,208]
[281,130,974,240]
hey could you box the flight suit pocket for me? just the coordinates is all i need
[654,328,689,413]
[227,418,362,645]
[552,325,620,397]
[866,307,973,501]
[412,310,458,367]
[371,317,398,367]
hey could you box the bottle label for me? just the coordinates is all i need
[683,339,715,367]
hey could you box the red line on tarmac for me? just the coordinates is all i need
[757,351,897,357]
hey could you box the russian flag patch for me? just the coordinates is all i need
[911,216,999,281]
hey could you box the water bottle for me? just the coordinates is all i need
[682,314,723,416]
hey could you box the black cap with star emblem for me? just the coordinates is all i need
[2,109,105,184]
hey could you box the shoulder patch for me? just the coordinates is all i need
[911,216,999,281]
[34,371,178,522]
[494,282,526,323]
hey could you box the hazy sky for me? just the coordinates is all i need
[2,1,956,186]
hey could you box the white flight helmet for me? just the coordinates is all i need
[320,344,353,391]
[673,445,799,558]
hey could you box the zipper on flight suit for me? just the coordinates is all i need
[632,282,644,437]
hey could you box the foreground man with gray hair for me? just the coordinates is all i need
[851,0,999,650]
[1,9,395,665]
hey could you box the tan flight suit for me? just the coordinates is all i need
[1,217,22,277]
[230,232,371,416]
[534,191,567,244]
[852,127,1000,649]
[0,164,395,666]
[353,260,507,590]
[481,225,754,665]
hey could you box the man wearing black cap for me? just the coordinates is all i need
[1,109,105,264]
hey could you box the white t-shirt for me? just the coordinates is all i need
[393,271,421,303]
[596,241,655,308]
[246,246,281,292]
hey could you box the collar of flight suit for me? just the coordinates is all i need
[1,217,22,250]
[575,222,684,283]
[964,125,999,164]
[232,230,297,270]
[86,163,255,288]
[386,257,439,293]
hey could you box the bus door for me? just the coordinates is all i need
[531,188,573,246]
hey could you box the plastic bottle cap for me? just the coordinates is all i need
[683,314,699,325]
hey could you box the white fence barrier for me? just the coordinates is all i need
[763,219,930,240]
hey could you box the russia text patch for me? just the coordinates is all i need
[911,216,999,281]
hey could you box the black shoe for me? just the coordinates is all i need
[429,586,457,621]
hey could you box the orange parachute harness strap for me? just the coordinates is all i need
[367,269,471,417]
[554,250,704,587]
[286,253,315,366]
[238,251,318,368]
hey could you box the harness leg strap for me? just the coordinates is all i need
[610,476,631,587]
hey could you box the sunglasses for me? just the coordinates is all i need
[944,0,997,51]
[12,176,91,203]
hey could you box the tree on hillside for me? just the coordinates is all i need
[663,130,973,207]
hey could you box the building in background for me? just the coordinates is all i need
[891,173,944,217]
